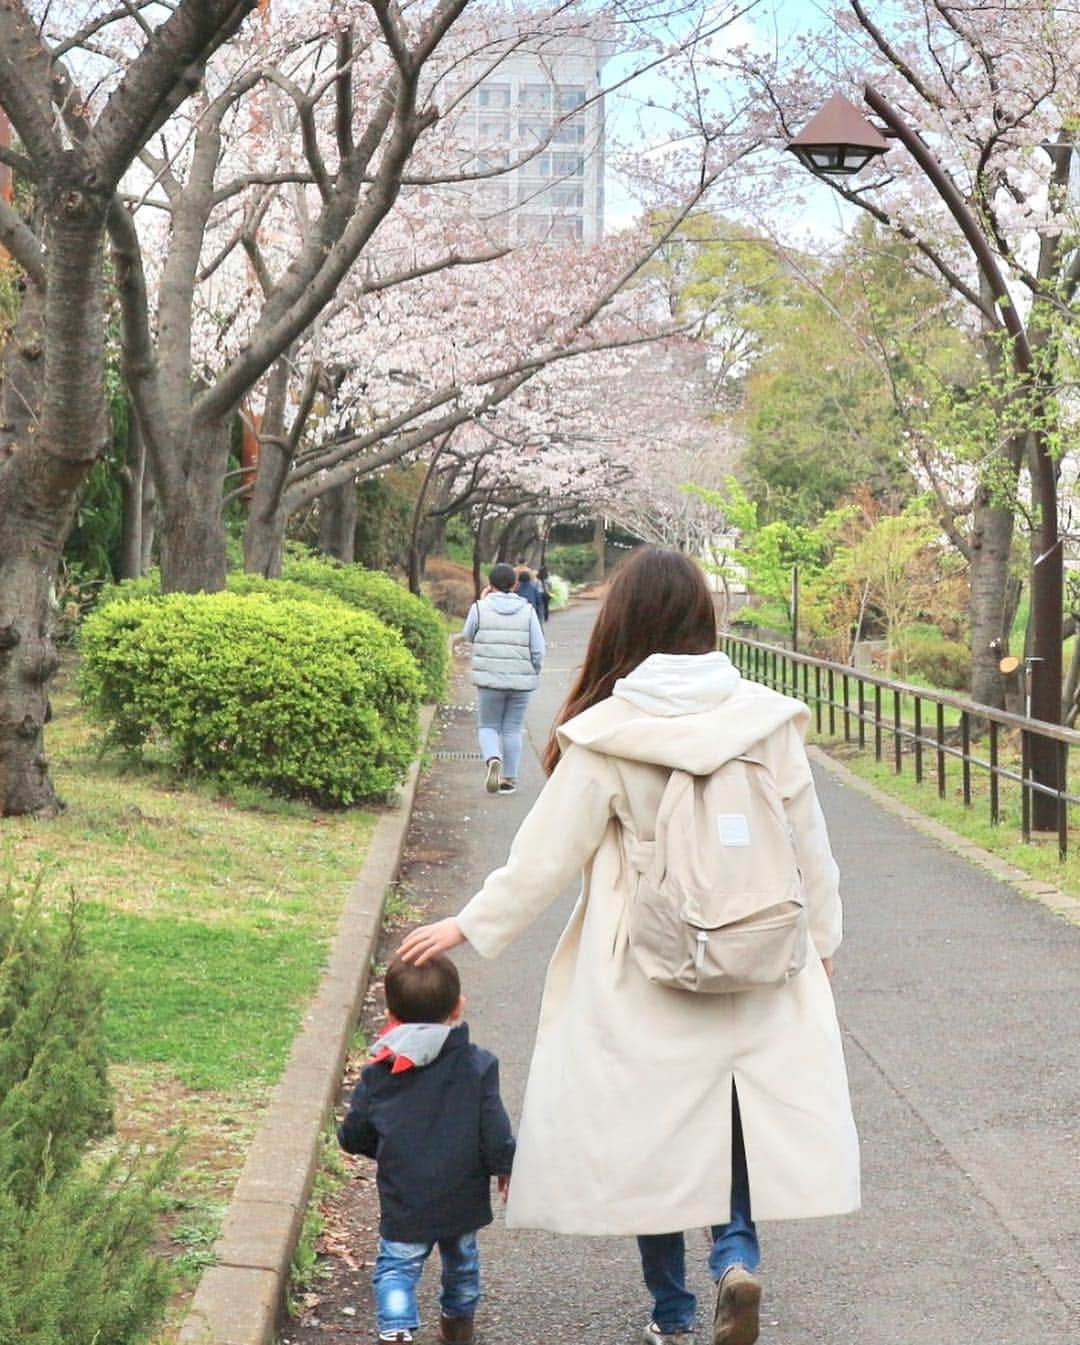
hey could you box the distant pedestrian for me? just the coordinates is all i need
[401,547,859,1345]
[515,567,546,624]
[338,954,515,1345]
[536,565,552,622]
[461,563,545,796]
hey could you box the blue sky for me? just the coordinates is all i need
[603,0,851,238]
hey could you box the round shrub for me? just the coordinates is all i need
[905,633,971,691]
[282,555,448,701]
[79,594,423,805]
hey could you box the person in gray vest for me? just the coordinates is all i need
[461,563,545,796]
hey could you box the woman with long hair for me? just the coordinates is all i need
[400,548,859,1345]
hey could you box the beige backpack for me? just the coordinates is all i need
[623,754,808,993]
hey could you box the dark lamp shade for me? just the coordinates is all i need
[786,94,889,177]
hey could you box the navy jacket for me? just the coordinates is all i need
[338,1023,516,1242]
[516,578,545,622]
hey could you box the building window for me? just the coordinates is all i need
[520,83,553,111]
[549,216,584,241]
[553,119,586,145]
[478,83,511,108]
[552,153,585,177]
[556,85,587,112]
[551,182,584,208]
[517,118,551,145]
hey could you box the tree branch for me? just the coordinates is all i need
[0,197,46,287]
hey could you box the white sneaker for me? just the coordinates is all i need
[378,1333,413,1343]
[484,758,501,793]
[497,778,517,795]
[643,1322,695,1343]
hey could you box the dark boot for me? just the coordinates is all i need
[440,1314,475,1344]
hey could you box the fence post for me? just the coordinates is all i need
[857,681,866,749]
[893,688,902,773]
[1058,740,1068,860]
[936,703,946,799]
[914,696,923,784]
[874,684,882,761]
[961,712,972,805]
[989,722,999,825]
[1021,730,1031,842]
[828,668,836,736]
[842,673,851,742]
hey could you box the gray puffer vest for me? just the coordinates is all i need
[470,596,538,691]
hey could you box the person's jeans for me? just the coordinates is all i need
[476,687,532,780]
[636,1089,760,1334]
[372,1231,481,1336]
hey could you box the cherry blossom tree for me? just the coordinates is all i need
[738,0,1080,724]
[0,0,261,816]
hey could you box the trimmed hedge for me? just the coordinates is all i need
[79,593,423,805]
[99,560,448,701]
[281,556,448,701]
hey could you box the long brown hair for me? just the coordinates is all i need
[543,547,717,773]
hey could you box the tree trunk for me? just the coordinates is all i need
[140,458,157,575]
[119,414,147,580]
[967,491,1016,710]
[592,515,606,580]
[0,205,109,815]
[0,282,45,464]
[317,482,358,564]
[158,422,230,592]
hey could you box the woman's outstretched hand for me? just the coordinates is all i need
[397,917,466,965]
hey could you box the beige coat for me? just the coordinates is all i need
[456,652,860,1236]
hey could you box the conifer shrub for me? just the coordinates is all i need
[79,593,422,805]
[0,884,172,1345]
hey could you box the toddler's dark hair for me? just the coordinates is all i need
[385,954,461,1023]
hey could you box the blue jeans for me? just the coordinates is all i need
[372,1231,481,1336]
[476,687,532,780]
[637,1090,760,1334]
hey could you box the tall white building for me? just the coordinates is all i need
[456,31,614,245]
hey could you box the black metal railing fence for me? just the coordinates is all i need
[720,633,1080,859]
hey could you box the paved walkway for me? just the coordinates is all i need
[292,600,1080,1345]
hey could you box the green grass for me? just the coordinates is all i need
[82,906,339,1090]
[1,653,380,1332]
[814,732,1080,898]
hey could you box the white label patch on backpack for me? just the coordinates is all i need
[716,813,751,846]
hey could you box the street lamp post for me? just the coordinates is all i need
[788,88,1063,828]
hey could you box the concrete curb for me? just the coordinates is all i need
[808,745,1080,929]
[179,703,438,1345]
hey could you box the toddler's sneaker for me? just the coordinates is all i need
[497,779,517,795]
[484,758,501,793]
[378,1333,413,1343]
[712,1264,761,1345]
[643,1323,694,1343]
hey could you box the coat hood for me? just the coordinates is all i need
[483,592,530,615]
[371,1021,462,1073]
[557,651,808,774]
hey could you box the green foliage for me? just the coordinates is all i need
[905,634,972,691]
[282,554,448,701]
[0,886,112,1205]
[0,882,172,1345]
[545,544,596,583]
[98,560,447,700]
[78,593,423,805]
[351,469,424,572]
[546,573,570,609]
[690,477,849,641]
[0,1149,173,1345]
